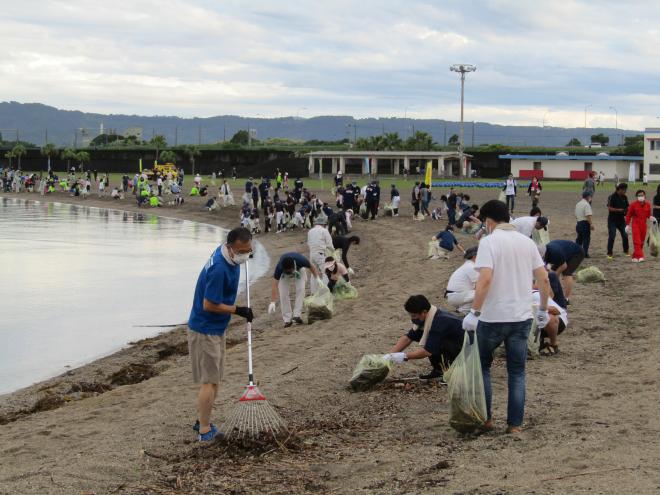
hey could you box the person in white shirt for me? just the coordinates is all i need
[307,216,334,292]
[503,174,517,213]
[462,199,551,433]
[219,179,234,206]
[445,247,479,314]
[512,213,548,239]
[532,288,568,356]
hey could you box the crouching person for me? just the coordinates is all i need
[383,295,464,381]
[532,285,568,356]
[445,246,478,314]
[429,225,466,259]
[323,256,349,292]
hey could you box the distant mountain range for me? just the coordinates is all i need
[0,101,643,148]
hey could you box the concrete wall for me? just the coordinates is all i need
[511,159,635,180]
[644,132,660,180]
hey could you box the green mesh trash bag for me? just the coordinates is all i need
[427,240,437,257]
[304,284,334,322]
[333,278,358,300]
[359,202,368,219]
[383,202,393,216]
[498,190,506,203]
[650,221,659,257]
[350,354,394,391]
[575,266,605,283]
[445,332,487,433]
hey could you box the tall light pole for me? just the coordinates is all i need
[450,64,476,177]
[584,104,592,128]
[609,106,618,130]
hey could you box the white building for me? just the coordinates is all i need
[306,151,471,177]
[500,153,643,181]
[643,128,660,181]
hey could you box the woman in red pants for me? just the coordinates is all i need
[625,189,652,262]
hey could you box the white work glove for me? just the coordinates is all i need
[536,308,550,330]
[382,352,406,364]
[268,302,277,315]
[625,224,631,235]
[462,310,479,332]
[347,267,355,275]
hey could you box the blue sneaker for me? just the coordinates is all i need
[193,420,218,433]
[198,424,220,442]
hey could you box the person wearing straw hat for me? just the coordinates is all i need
[187,227,255,442]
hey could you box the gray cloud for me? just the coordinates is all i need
[0,0,658,128]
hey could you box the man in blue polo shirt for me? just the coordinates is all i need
[543,239,585,303]
[188,227,254,442]
[429,225,466,259]
[383,295,464,380]
[268,252,321,327]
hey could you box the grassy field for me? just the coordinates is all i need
[26,171,657,195]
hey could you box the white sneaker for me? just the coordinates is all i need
[632,258,639,263]
[638,257,645,262]
[430,255,440,260]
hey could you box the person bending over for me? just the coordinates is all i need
[384,295,464,381]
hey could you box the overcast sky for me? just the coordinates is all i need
[1,0,659,129]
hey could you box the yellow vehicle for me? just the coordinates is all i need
[145,162,178,179]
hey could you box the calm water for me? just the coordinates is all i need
[0,198,269,395]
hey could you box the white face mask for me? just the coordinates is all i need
[637,196,645,202]
[232,253,250,264]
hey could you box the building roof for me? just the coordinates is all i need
[499,154,642,161]
[644,128,660,133]
[307,150,470,158]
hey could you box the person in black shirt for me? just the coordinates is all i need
[653,184,660,223]
[411,181,421,217]
[606,183,630,259]
[447,188,458,225]
[383,295,464,380]
[332,235,360,273]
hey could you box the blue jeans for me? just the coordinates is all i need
[477,319,532,427]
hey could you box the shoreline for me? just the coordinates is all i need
[0,191,278,419]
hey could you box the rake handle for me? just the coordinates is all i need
[245,259,254,386]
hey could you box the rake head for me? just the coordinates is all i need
[219,384,287,440]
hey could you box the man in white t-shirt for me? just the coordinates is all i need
[512,214,548,239]
[462,199,551,433]
[504,174,517,213]
[445,246,479,314]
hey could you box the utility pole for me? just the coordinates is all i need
[443,123,447,146]
[450,64,477,176]
[223,126,226,142]
[198,125,202,145]
[472,120,475,147]
[175,126,178,146]
[44,129,48,144]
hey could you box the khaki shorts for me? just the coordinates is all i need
[188,329,226,384]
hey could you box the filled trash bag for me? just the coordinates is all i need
[498,190,506,203]
[383,202,393,216]
[333,278,358,300]
[359,202,368,219]
[427,240,437,257]
[304,284,334,322]
[575,266,605,283]
[350,354,394,391]
[445,331,487,433]
[650,221,659,257]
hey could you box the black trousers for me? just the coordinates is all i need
[575,220,591,256]
[412,201,420,216]
[607,217,629,255]
[368,202,378,219]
